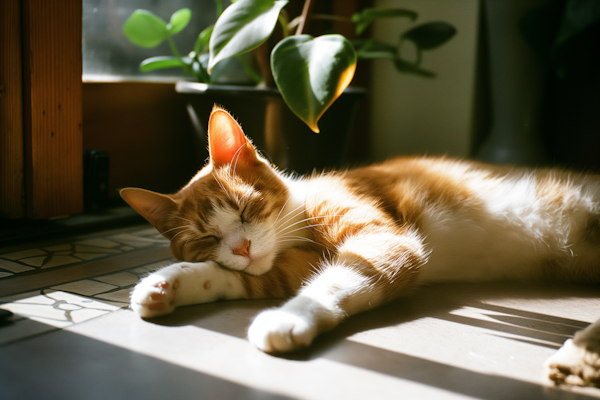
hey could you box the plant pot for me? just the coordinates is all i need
[175,82,367,175]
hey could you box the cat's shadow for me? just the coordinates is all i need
[148,281,599,362]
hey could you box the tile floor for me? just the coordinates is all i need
[1,222,600,399]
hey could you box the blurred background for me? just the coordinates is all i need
[1,0,599,222]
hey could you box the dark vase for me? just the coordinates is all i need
[176,82,366,175]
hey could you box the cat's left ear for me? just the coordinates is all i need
[208,106,259,168]
[120,188,178,238]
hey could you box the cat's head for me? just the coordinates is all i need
[120,106,296,276]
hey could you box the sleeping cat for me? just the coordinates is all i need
[121,106,600,387]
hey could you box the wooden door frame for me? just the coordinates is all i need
[1,0,83,220]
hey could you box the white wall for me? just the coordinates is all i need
[369,0,480,161]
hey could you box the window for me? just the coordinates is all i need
[82,0,219,81]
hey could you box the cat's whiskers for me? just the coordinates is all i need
[169,214,197,226]
[275,214,352,236]
[169,226,194,243]
[280,223,339,237]
[230,144,245,180]
[275,236,324,247]
[272,203,310,232]
[212,171,235,204]
[273,196,291,224]
[273,211,308,234]
[160,224,188,237]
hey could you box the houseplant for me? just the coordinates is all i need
[124,0,456,132]
[123,0,456,172]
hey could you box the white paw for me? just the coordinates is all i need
[248,308,318,353]
[130,273,179,318]
[546,339,600,386]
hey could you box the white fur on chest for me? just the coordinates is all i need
[276,176,313,246]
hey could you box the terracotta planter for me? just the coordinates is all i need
[176,82,366,175]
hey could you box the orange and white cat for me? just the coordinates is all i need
[121,106,600,387]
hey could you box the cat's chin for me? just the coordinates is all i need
[244,257,274,276]
[215,253,274,276]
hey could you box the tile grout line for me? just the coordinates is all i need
[0,246,173,297]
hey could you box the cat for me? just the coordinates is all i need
[121,106,600,387]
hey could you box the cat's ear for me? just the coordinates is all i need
[208,106,258,168]
[120,188,178,237]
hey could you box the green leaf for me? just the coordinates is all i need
[401,22,457,50]
[193,54,212,82]
[139,56,191,72]
[352,8,418,36]
[167,8,192,35]
[271,35,357,133]
[123,10,169,48]
[208,0,288,73]
[353,39,397,59]
[194,25,214,54]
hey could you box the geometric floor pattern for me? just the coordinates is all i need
[2,222,600,399]
[0,223,175,347]
[0,225,168,279]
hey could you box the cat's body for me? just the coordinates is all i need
[122,107,600,387]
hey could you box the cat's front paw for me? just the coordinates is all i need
[546,339,600,386]
[130,274,180,318]
[248,308,318,353]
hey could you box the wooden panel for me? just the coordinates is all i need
[22,0,83,219]
[82,82,205,198]
[0,0,25,218]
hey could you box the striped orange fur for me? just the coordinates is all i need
[122,107,600,386]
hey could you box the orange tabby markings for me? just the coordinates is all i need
[122,106,600,387]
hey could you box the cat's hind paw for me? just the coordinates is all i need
[546,339,600,387]
[248,308,318,353]
[130,274,179,318]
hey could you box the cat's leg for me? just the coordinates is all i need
[545,318,600,386]
[130,260,247,318]
[248,229,426,352]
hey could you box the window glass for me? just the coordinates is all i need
[82,0,223,81]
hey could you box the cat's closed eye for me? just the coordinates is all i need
[202,235,220,243]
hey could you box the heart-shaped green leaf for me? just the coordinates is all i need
[123,10,168,48]
[208,0,288,73]
[271,35,357,133]
[167,8,192,35]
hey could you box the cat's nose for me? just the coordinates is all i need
[232,239,251,258]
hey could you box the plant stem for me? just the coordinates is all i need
[310,14,353,24]
[278,14,289,38]
[295,0,314,35]
[167,35,196,79]
[194,56,211,83]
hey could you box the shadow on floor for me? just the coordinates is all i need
[0,323,292,400]
[137,281,600,399]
